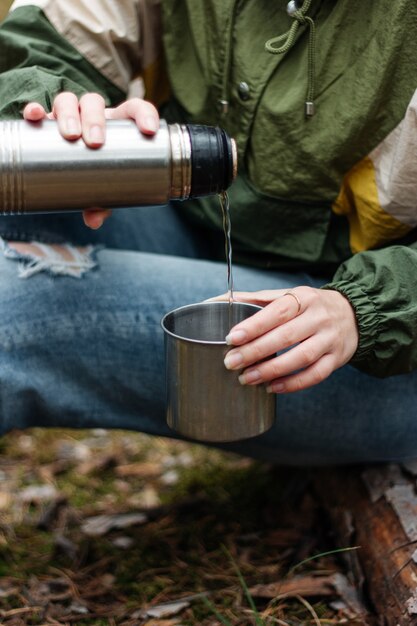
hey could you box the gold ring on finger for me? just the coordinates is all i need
[283,290,302,315]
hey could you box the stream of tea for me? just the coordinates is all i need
[219,191,234,315]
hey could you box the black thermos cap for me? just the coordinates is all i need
[187,125,235,198]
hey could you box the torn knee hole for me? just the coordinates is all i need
[8,242,91,261]
[2,240,97,278]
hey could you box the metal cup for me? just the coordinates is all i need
[161,301,276,442]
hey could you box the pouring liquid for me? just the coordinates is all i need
[219,191,234,328]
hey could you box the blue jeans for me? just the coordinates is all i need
[0,205,416,465]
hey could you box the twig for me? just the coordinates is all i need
[1,606,43,617]
[295,594,321,626]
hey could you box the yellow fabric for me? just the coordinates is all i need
[332,156,411,253]
[141,56,170,107]
[0,0,12,21]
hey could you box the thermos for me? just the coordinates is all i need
[0,119,237,213]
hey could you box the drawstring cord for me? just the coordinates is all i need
[219,0,240,116]
[265,0,317,117]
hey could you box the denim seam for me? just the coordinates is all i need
[0,231,68,244]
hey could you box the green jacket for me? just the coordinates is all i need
[1,0,417,377]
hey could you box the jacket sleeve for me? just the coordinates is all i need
[323,240,417,377]
[0,5,126,119]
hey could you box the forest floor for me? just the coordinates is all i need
[0,428,372,625]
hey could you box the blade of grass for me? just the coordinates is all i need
[289,546,361,576]
[221,545,264,626]
[234,565,265,626]
[201,595,233,626]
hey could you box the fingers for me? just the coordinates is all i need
[266,354,336,394]
[23,102,48,122]
[52,92,106,146]
[26,94,159,146]
[229,338,335,394]
[106,97,159,135]
[52,92,82,139]
[83,208,112,230]
[206,289,288,305]
[236,335,328,386]
[223,287,359,394]
[24,92,159,229]
[54,92,108,228]
[25,94,159,143]
[225,289,305,346]
[231,289,290,305]
[79,92,106,146]
[224,312,318,372]
[24,93,107,147]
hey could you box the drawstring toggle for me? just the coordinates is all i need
[219,99,229,116]
[286,1,301,17]
[265,0,317,118]
[305,101,315,117]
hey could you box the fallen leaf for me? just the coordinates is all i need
[68,602,89,615]
[112,536,134,549]
[143,619,180,626]
[163,452,193,468]
[331,572,365,615]
[18,484,58,503]
[249,575,338,599]
[249,573,365,615]
[0,492,11,510]
[78,455,117,476]
[145,600,190,618]
[81,512,148,536]
[161,470,179,486]
[38,460,72,481]
[57,441,91,462]
[128,485,161,509]
[0,583,19,599]
[115,462,162,478]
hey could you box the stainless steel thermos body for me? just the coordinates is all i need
[0,119,237,214]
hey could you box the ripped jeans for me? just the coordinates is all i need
[0,205,417,466]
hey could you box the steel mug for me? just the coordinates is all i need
[161,301,276,442]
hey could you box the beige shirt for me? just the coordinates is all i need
[10,0,162,93]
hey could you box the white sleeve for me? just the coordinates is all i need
[10,0,162,93]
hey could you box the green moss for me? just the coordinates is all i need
[0,525,56,577]
[0,429,352,625]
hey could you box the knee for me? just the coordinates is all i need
[2,240,97,278]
